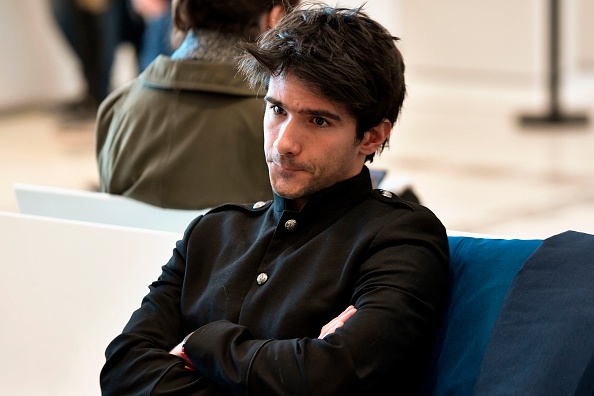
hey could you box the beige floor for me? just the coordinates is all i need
[2,75,594,240]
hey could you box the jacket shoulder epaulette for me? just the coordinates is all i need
[371,189,415,210]
[204,200,273,216]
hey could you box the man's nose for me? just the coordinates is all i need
[274,118,301,156]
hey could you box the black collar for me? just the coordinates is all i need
[272,166,372,215]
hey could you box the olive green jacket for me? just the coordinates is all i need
[96,55,272,209]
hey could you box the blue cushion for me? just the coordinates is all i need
[474,231,594,395]
[420,236,542,395]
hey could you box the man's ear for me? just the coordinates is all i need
[359,119,392,155]
[261,4,286,31]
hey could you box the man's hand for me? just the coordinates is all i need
[169,342,182,357]
[318,305,357,339]
[170,333,196,370]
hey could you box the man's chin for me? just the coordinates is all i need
[271,186,300,200]
[270,171,318,199]
[270,178,306,199]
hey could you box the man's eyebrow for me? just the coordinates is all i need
[263,95,280,106]
[263,95,343,122]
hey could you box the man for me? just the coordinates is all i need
[100,4,449,395]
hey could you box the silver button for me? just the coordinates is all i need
[284,219,297,231]
[256,273,268,285]
[380,190,393,198]
[253,201,266,209]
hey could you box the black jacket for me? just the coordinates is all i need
[100,167,449,395]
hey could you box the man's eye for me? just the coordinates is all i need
[272,105,284,114]
[313,117,328,126]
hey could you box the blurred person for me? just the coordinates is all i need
[50,0,144,121]
[50,0,109,118]
[131,0,174,71]
[99,4,449,395]
[96,0,299,209]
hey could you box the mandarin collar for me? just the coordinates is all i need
[272,166,373,214]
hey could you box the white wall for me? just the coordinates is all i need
[0,1,83,111]
[0,0,592,111]
[328,0,592,88]
[397,0,544,81]
[576,0,594,68]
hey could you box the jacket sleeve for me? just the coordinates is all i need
[100,215,228,395]
[182,208,449,395]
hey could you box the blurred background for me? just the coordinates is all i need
[1,0,593,239]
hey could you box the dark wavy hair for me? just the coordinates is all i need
[173,0,299,41]
[238,3,406,162]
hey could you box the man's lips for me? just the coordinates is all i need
[268,158,308,173]
[276,163,303,172]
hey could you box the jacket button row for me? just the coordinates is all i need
[284,219,297,231]
[256,273,268,285]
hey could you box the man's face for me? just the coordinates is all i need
[263,72,367,208]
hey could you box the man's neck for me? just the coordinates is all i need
[286,198,307,212]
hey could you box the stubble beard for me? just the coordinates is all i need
[267,156,318,201]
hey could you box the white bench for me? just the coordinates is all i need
[0,211,180,395]
[14,183,209,233]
